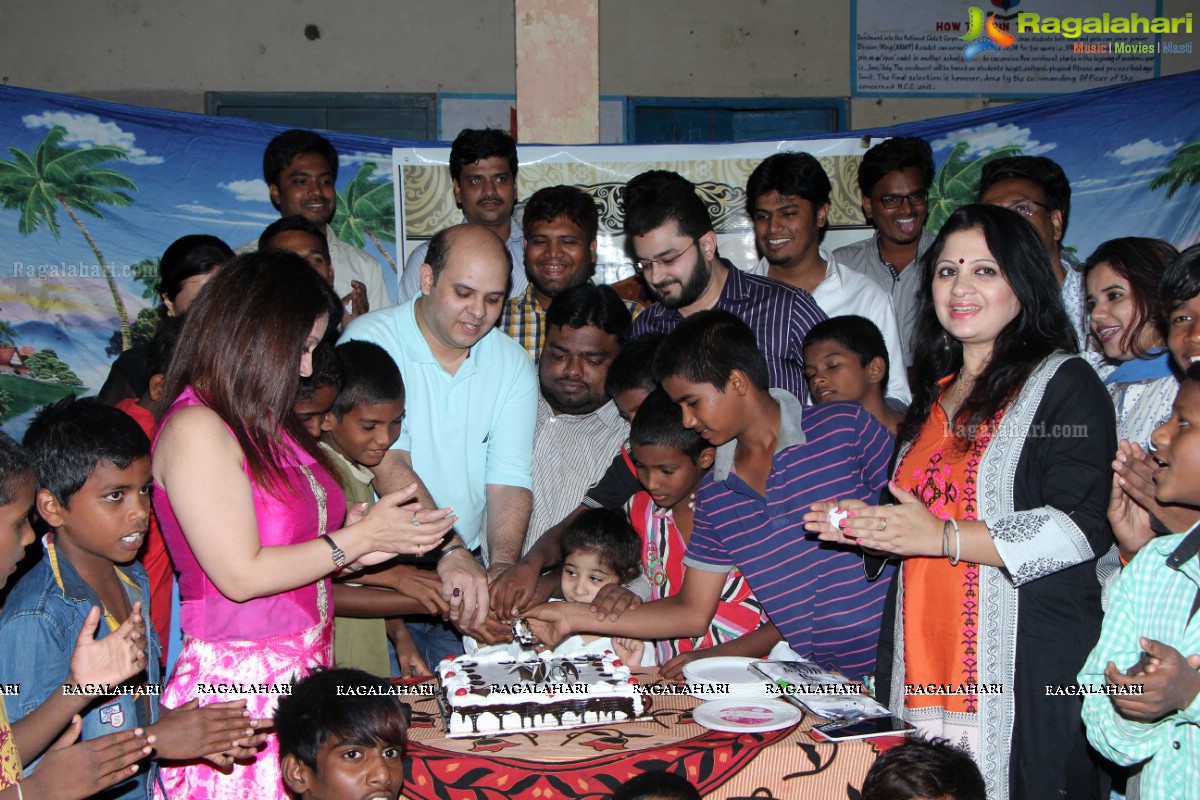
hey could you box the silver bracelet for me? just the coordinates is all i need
[437,544,468,562]
[949,518,962,566]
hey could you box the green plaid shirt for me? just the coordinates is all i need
[1080,524,1200,797]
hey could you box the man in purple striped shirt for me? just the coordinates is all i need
[527,311,895,678]
[624,171,826,401]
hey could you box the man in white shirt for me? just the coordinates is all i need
[399,128,527,303]
[524,283,631,555]
[254,129,392,313]
[745,152,911,404]
[834,137,936,370]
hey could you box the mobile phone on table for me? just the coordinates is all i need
[809,715,916,741]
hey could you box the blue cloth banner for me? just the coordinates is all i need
[1,73,1198,436]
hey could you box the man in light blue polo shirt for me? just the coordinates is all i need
[341,224,537,634]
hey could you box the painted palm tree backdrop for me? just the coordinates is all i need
[0,125,137,350]
[2,73,1199,436]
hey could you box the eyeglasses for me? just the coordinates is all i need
[878,190,929,210]
[1004,199,1050,217]
[633,241,697,275]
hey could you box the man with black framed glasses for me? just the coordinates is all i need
[834,136,937,371]
[624,170,826,402]
[978,155,1089,350]
[745,152,910,404]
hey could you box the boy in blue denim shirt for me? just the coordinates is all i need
[0,397,268,800]
[0,429,155,799]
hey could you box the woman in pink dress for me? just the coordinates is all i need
[151,251,457,799]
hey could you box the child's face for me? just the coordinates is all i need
[612,387,651,424]
[1,473,36,586]
[1166,293,1200,373]
[630,441,714,512]
[561,549,621,604]
[41,457,151,566]
[1149,381,1200,506]
[803,340,878,405]
[296,385,340,438]
[282,737,404,800]
[322,400,405,468]
[660,374,743,446]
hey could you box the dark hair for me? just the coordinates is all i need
[1184,362,1200,386]
[611,770,702,800]
[449,128,518,182]
[978,156,1071,235]
[545,284,632,346]
[1083,238,1178,360]
[745,152,832,216]
[0,431,33,507]
[22,396,150,509]
[330,341,405,420]
[560,508,641,584]
[275,667,409,770]
[857,137,935,196]
[158,234,233,305]
[157,250,341,491]
[900,204,1076,445]
[653,310,769,391]
[259,215,332,264]
[424,225,514,285]
[145,316,183,378]
[605,334,665,399]
[629,388,708,463]
[623,171,713,243]
[297,343,345,404]
[803,315,890,387]
[1160,243,1200,317]
[523,185,599,244]
[861,737,985,800]
[263,129,338,194]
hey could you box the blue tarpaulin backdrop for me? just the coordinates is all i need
[2,73,1198,435]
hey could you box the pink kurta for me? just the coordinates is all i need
[152,387,346,799]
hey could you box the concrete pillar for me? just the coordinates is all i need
[514,0,599,144]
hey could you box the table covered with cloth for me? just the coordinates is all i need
[395,674,897,799]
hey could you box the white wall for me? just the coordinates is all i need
[2,0,1196,128]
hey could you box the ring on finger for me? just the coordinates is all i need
[411,512,421,527]
[880,518,888,532]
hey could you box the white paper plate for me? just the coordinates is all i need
[691,699,801,733]
[682,656,776,700]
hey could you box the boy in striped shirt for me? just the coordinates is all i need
[528,310,894,678]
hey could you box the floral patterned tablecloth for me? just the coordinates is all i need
[396,674,897,800]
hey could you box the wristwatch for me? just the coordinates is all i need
[321,534,346,568]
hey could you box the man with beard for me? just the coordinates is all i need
[246,129,391,315]
[745,152,910,403]
[522,283,632,555]
[399,128,527,304]
[627,171,825,401]
[834,137,935,368]
[502,185,641,363]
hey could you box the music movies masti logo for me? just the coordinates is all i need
[961,1,1018,61]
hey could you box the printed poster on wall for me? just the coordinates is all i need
[852,0,1181,97]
